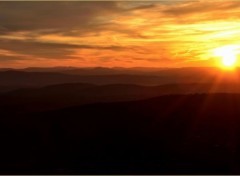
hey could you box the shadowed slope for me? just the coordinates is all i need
[1,82,240,113]
[0,94,240,174]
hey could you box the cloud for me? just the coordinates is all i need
[163,1,240,15]
[161,1,240,23]
[1,1,240,68]
[0,55,27,62]
[0,2,122,34]
[0,39,127,60]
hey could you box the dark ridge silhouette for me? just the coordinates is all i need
[19,66,77,72]
[0,68,230,88]
[7,66,232,76]
[1,93,240,174]
[1,82,240,113]
[2,66,210,75]
[1,67,240,174]
[0,85,31,93]
[0,70,163,86]
[1,67,240,88]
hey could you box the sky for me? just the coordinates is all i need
[1,0,240,68]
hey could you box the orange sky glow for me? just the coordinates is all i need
[1,1,240,68]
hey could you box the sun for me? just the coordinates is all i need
[221,54,236,67]
[213,45,240,69]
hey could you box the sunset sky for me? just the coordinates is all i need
[1,0,240,68]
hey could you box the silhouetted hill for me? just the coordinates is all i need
[14,66,235,77]
[0,70,79,86]
[1,66,165,75]
[20,66,77,72]
[60,67,155,75]
[0,70,163,86]
[13,66,227,76]
[1,67,240,88]
[2,82,240,113]
[2,67,240,174]
[0,85,30,93]
[1,93,240,174]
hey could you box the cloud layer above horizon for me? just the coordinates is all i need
[1,1,240,68]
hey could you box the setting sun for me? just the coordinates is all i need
[222,55,236,67]
[213,45,240,68]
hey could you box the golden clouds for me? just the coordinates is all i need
[1,1,240,68]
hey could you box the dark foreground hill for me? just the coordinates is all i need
[1,93,240,174]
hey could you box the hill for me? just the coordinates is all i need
[1,93,240,174]
[1,82,240,113]
[1,67,240,89]
[0,70,164,87]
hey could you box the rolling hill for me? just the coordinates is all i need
[1,93,240,174]
[1,82,240,113]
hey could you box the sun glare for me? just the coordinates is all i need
[213,45,240,69]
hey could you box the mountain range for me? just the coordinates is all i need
[1,67,240,174]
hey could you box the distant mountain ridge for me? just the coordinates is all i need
[0,67,240,94]
[0,70,163,87]
[0,67,237,87]
[1,82,240,113]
